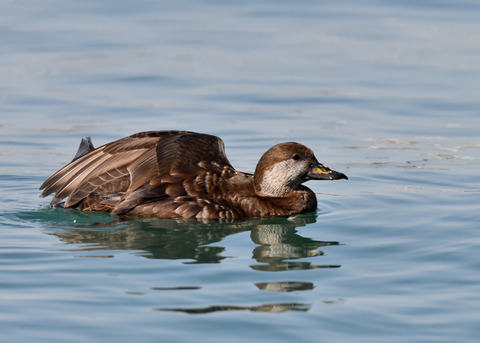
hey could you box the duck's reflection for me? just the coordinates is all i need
[157,302,311,314]
[255,281,314,292]
[47,213,339,268]
[42,211,342,314]
[48,212,341,270]
[250,219,340,271]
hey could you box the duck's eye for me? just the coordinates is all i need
[292,154,301,161]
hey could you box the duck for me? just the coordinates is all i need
[39,130,347,221]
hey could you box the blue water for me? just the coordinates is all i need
[1,0,480,342]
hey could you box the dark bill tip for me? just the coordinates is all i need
[307,164,348,181]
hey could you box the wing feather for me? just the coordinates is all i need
[40,130,234,214]
[47,152,112,205]
[64,150,146,206]
[40,148,105,195]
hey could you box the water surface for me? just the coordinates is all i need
[1,1,479,342]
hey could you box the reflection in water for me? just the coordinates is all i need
[49,215,254,263]
[43,211,341,270]
[250,220,341,271]
[255,281,314,292]
[151,286,201,291]
[24,209,344,314]
[156,302,311,314]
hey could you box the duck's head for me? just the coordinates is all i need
[253,142,348,197]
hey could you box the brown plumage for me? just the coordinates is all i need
[39,131,347,221]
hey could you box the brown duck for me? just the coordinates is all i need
[40,131,347,221]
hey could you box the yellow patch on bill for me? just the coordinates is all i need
[315,167,332,174]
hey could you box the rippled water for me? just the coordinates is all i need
[1,1,480,342]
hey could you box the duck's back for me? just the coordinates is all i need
[39,131,244,219]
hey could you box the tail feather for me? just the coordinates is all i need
[72,137,95,162]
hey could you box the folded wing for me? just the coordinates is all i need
[39,131,232,214]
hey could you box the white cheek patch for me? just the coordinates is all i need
[260,160,308,197]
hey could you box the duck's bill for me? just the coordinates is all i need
[307,163,348,180]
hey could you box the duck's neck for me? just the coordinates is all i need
[238,185,317,218]
[269,186,318,215]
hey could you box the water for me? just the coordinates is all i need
[1,0,480,342]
